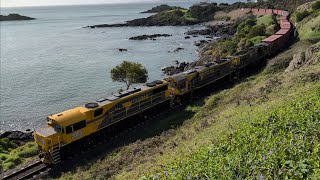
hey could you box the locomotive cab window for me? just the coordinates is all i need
[73,120,86,131]
[65,120,86,134]
[66,126,73,134]
[94,108,103,117]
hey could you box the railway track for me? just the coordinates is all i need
[0,160,50,180]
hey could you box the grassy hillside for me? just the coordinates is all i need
[292,0,320,41]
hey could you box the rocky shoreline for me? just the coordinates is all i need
[0,130,33,145]
[186,23,236,39]
[85,15,201,28]
[129,34,172,40]
[0,14,35,21]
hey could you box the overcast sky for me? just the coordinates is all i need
[1,0,161,7]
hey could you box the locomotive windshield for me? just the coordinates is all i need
[50,121,64,133]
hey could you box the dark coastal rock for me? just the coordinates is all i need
[0,14,35,21]
[117,48,128,52]
[186,24,236,38]
[185,36,191,39]
[173,47,184,52]
[140,4,186,13]
[129,34,172,40]
[162,61,190,75]
[0,130,33,145]
[186,28,212,36]
[194,40,208,46]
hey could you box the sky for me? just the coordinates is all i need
[0,0,161,7]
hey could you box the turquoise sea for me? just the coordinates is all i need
[0,1,244,132]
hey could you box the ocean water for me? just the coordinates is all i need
[0,1,243,132]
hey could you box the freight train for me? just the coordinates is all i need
[34,8,292,164]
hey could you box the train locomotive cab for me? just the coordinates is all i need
[165,72,194,96]
[34,107,90,164]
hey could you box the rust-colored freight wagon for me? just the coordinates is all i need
[262,35,284,53]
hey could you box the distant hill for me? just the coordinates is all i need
[0,14,35,21]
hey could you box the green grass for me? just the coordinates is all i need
[0,140,38,173]
[291,1,320,41]
[298,10,320,41]
[257,14,275,26]
[143,86,320,179]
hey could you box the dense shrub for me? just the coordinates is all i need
[250,36,267,45]
[266,24,277,35]
[0,141,37,173]
[296,10,311,22]
[312,0,320,10]
[237,17,256,32]
[0,138,17,154]
[189,3,220,21]
[248,24,266,38]
[219,39,238,56]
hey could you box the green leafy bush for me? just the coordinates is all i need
[249,36,267,45]
[296,10,311,22]
[0,138,17,154]
[312,1,320,11]
[0,141,37,173]
[248,24,266,38]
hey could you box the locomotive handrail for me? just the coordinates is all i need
[58,136,61,149]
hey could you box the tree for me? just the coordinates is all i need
[110,61,148,90]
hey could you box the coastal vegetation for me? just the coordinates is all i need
[0,14,35,21]
[110,61,148,90]
[292,0,320,41]
[0,138,37,173]
[199,13,278,60]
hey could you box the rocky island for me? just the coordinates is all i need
[0,14,35,21]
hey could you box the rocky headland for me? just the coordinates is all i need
[85,3,221,28]
[140,4,186,13]
[0,14,35,21]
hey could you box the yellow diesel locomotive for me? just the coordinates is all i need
[34,80,170,164]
